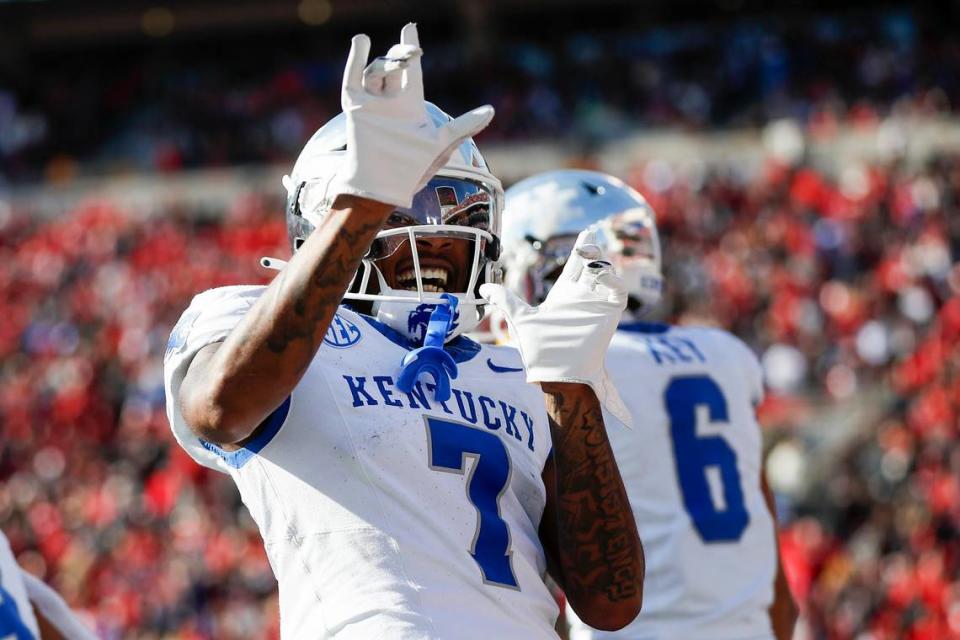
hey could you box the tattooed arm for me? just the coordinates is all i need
[539,382,644,631]
[762,473,798,640]
[179,195,392,446]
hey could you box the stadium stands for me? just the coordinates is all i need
[2,8,958,182]
[2,150,958,637]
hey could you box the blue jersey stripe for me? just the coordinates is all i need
[200,397,292,469]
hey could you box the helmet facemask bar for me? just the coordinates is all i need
[526,233,578,303]
[596,208,664,315]
[291,173,502,307]
[347,224,496,307]
[597,209,661,273]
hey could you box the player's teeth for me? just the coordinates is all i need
[397,268,448,287]
[422,269,447,282]
[420,268,448,284]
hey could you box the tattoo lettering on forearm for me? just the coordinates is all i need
[547,391,644,604]
[180,199,393,446]
[264,215,383,356]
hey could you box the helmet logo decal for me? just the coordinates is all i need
[166,308,200,359]
[582,181,606,196]
[324,314,362,348]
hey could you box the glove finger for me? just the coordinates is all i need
[381,60,403,95]
[365,42,420,96]
[479,283,531,320]
[443,105,495,145]
[488,307,514,345]
[557,227,597,284]
[578,260,617,300]
[413,106,494,191]
[578,259,612,287]
[576,243,602,261]
[362,58,389,95]
[577,225,600,249]
[400,21,420,47]
[383,43,423,67]
[399,23,424,99]
[343,34,371,97]
[595,270,629,307]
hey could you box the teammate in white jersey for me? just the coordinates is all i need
[500,170,798,640]
[0,530,97,639]
[165,26,643,638]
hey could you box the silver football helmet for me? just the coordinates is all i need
[501,169,663,316]
[282,102,504,343]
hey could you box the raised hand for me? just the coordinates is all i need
[481,226,633,427]
[332,23,495,208]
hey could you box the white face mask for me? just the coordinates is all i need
[353,226,492,345]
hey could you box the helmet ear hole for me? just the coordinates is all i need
[290,181,307,217]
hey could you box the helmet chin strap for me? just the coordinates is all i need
[396,294,460,401]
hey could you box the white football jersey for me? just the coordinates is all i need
[164,286,559,639]
[570,323,776,640]
[0,531,40,639]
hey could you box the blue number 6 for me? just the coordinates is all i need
[665,376,749,543]
[425,416,518,588]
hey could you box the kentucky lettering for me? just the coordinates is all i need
[342,375,538,452]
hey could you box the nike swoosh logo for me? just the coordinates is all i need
[486,358,524,374]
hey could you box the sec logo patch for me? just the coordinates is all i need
[165,308,200,360]
[324,314,362,348]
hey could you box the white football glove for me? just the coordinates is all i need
[480,227,633,428]
[330,23,494,208]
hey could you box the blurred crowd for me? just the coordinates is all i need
[1,146,958,637]
[0,194,285,638]
[2,7,958,183]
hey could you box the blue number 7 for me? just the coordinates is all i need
[665,376,749,543]
[425,416,519,588]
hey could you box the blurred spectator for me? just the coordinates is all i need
[0,192,285,638]
[2,7,959,183]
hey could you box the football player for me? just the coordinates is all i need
[500,170,798,640]
[164,26,643,638]
[0,530,97,639]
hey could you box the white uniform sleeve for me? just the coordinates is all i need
[163,285,267,473]
[20,571,98,640]
[727,333,765,406]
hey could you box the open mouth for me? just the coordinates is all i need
[395,266,450,293]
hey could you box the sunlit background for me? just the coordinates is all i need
[1,1,959,637]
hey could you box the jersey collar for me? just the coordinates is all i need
[618,321,671,334]
[355,311,481,364]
